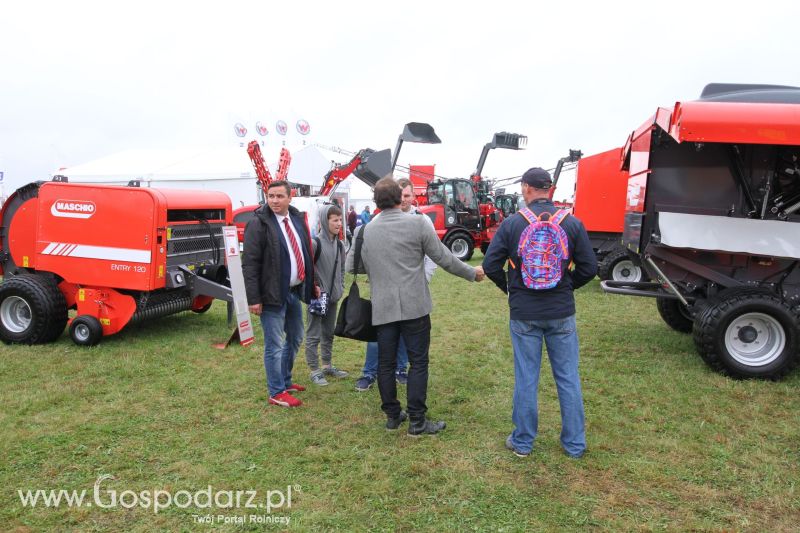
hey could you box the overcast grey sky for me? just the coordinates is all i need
[1,0,798,199]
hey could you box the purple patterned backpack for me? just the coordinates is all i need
[516,207,570,290]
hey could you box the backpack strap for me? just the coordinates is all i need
[313,236,321,263]
[518,207,538,224]
[551,209,570,225]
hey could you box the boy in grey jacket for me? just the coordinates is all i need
[305,204,348,385]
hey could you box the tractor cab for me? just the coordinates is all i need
[494,192,522,217]
[426,178,481,231]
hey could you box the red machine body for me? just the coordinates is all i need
[573,148,629,233]
[601,83,800,379]
[0,181,233,345]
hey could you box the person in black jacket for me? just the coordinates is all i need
[482,167,597,459]
[243,181,316,408]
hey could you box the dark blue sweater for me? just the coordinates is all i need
[482,199,597,320]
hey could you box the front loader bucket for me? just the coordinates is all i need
[353,148,392,187]
[400,122,442,144]
[391,122,441,170]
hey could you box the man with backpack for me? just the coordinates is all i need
[482,167,597,459]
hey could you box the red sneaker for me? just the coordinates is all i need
[286,383,306,393]
[269,391,302,407]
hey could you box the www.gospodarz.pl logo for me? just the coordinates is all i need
[17,474,297,515]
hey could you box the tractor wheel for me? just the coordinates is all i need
[0,275,68,345]
[69,315,103,347]
[598,248,643,282]
[656,297,693,333]
[692,291,799,379]
[444,232,474,261]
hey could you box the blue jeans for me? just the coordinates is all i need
[363,338,408,378]
[508,314,585,457]
[259,290,304,397]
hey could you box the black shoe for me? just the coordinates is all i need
[407,419,446,436]
[385,411,408,430]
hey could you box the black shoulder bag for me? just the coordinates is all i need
[334,227,377,342]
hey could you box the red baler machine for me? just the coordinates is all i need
[0,180,234,346]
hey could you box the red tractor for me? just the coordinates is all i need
[0,179,234,346]
[602,83,800,379]
[415,131,528,260]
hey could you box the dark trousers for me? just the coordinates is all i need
[376,315,431,421]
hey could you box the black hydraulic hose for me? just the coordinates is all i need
[727,145,758,217]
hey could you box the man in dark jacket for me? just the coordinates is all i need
[482,167,597,459]
[243,181,316,408]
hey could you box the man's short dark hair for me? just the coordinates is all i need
[268,180,292,196]
[327,205,342,219]
[374,177,401,210]
[396,177,413,191]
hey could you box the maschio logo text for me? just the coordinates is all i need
[51,200,97,219]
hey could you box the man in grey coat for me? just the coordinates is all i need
[347,177,485,435]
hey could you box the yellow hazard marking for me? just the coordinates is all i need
[100,318,111,326]
[167,228,172,240]
[22,256,29,267]
[78,289,85,301]
[158,265,164,278]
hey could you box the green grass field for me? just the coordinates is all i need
[2,257,799,532]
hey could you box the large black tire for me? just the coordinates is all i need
[444,232,474,261]
[598,248,643,282]
[69,315,103,346]
[692,291,799,379]
[656,297,693,333]
[0,275,68,344]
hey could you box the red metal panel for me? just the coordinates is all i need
[154,188,232,213]
[7,198,39,270]
[669,101,800,145]
[35,183,161,290]
[573,148,628,233]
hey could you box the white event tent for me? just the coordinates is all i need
[53,145,337,208]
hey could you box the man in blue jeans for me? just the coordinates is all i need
[243,181,317,408]
[355,178,437,391]
[482,167,597,458]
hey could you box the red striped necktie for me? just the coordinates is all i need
[283,217,305,281]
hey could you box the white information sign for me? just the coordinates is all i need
[223,226,255,346]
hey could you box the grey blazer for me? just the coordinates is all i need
[346,208,476,325]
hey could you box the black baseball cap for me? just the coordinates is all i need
[521,167,552,189]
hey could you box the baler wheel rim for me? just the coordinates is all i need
[0,296,33,333]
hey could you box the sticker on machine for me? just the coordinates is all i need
[51,200,97,219]
[40,242,150,263]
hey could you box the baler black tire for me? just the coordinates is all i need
[692,292,799,380]
[0,275,68,344]
[444,232,474,262]
[69,315,103,347]
[598,248,643,283]
[656,297,693,334]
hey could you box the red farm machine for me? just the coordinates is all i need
[233,122,446,248]
[412,130,528,260]
[602,83,800,379]
[558,147,646,282]
[0,179,235,346]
